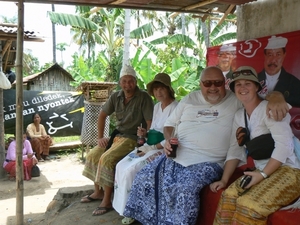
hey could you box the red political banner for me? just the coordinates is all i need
[207,30,300,138]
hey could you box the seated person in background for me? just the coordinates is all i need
[27,113,53,162]
[123,66,290,225]
[210,66,300,225]
[3,132,38,181]
[113,73,178,225]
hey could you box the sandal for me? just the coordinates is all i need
[92,206,113,216]
[122,217,135,224]
[80,194,102,203]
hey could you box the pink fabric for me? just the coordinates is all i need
[3,139,35,180]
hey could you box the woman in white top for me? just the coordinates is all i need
[210,66,300,225]
[113,73,178,225]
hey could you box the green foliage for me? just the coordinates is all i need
[23,49,40,76]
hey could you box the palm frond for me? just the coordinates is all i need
[48,11,98,31]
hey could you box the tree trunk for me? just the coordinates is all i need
[123,9,131,68]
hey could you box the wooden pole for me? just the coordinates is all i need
[16,1,24,224]
[0,42,6,179]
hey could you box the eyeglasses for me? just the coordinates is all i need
[201,80,224,87]
[232,69,256,79]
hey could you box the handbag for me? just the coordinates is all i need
[237,110,275,160]
[31,165,40,177]
[245,134,275,160]
[146,129,164,145]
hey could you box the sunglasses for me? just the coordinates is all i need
[232,69,256,79]
[201,80,224,87]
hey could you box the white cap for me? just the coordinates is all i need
[220,44,236,52]
[265,36,288,49]
[120,65,136,78]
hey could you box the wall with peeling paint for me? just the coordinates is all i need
[237,0,300,40]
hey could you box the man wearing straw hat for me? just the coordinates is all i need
[81,64,154,216]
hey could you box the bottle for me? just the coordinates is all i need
[169,122,179,158]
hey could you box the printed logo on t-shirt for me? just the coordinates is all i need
[196,109,219,120]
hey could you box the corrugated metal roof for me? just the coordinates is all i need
[0,23,45,42]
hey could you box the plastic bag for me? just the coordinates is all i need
[0,71,11,89]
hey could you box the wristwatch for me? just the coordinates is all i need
[260,171,268,179]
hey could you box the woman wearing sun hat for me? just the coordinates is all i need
[113,73,178,225]
[210,66,300,225]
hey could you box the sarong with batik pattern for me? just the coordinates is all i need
[214,166,300,225]
[30,137,52,159]
[95,137,136,187]
[124,155,223,225]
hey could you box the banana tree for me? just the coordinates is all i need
[48,8,155,81]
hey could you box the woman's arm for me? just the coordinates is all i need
[210,159,240,192]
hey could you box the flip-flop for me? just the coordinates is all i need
[80,195,101,203]
[92,206,113,216]
[122,217,135,224]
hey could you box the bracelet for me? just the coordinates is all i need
[260,171,268,179]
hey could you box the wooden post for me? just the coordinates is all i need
[0,41,6,179]
[16,1,25,224]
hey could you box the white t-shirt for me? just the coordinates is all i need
[164,90,242,167]
[150,101,178,147]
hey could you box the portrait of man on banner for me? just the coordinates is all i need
[258,35,300,107]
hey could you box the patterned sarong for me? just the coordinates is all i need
[214,166,300,225]
[30,137,52,159]
[82,137,136,188]
[124,155,223,225]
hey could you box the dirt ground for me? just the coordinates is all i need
[0,151,141,225]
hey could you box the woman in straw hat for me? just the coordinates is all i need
[210,66,300,225]
[113,73,178,225]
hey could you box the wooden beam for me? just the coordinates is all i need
[184,0,218,11]
[110,0,127,5]
[217,4,235,27]
[1,40,12,57]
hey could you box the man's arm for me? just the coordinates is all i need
[163,126,175,156]
[145,120,152,131]
[265,91,290,121]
